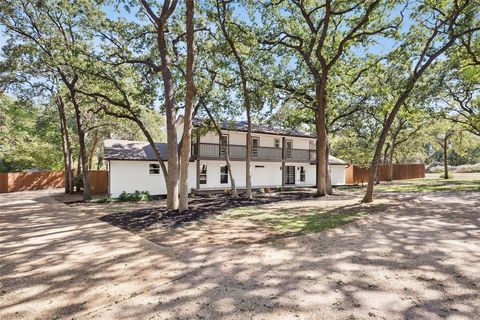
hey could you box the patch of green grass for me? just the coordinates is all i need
[338,177,480,193]
[221,205,377,234]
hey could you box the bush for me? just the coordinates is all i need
[74,174,83,192]
[265,188,273,193]
[118,190,152,202]
[88,197,117,204]
[258,187,265,194]
[427,162,480,173]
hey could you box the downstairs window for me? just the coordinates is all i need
[220,165,229,184]
[199,165,207,184]
[300,166,305,182]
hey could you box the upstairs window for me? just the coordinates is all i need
[219,134,229,157]
[199,165,207,184]
[220,165,229,184]
[274,138,280,148]
[252,137,260,158]
[149,163,160,174]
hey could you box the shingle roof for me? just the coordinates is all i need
[104,139,348,165]
[104,139,168,161]
[328,155,349,165]
[192,118,315,138]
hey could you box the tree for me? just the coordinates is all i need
[362,0,480,203]
[139,0,180,209]
[179,0,196,212]
[260,0,401,196]
[215,0,257,199]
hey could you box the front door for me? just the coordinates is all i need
[284,166,295,185]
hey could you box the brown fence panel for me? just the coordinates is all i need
[0,170,109,194]
[0,173,8,193]
[88,170,109,195]
[345,164,425,185]
[6,171,64,192]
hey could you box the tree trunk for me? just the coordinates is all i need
[388,141,396,181]
[68,88,91,201]
[96,156,103,170]
[179,0,195,212]
[362,82,416,203]
[88,129,99,170]
[134,118,169,183]
[217,1,251,199]
[315,81,327,197]
[325,140,332,194]
[375,165,380,185]
[245,106,252,199]
[203,103,238,198]
[56,95,73,194]
[157,26,179,210]
[443,136,449,179]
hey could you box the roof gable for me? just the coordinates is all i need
[104,139,168,161]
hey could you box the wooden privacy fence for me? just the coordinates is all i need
[87,170,109,195]
[0,170,108,194]
[345,164,425,185]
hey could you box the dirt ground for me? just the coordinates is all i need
[1,187,479,319]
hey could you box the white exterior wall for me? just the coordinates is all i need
[109,160,195,197]
[330,165,347,186]
[197,160,317,189]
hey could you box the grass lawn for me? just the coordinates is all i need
[217,173,480,235]
[339,172,480,193]
[220,202,383,234]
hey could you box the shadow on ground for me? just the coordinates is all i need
[1,189,479,319]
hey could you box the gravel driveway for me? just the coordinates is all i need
[1,189,479,319]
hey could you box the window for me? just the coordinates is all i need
[149,163,160,174]
[199,165,207,184]
[285,140,293,159]
[274,138,280,148]
[219,134,229,157]
[220,165,229,184]
[300,166,306,182]
[309,140,316,160]
[252,137,260,158]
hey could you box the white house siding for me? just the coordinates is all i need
[197,160,318,190]
[330,165,347,186]
[109,160,195,197]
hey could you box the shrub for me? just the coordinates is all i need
[117,190,152,202]
[258,187,265,194]
[74,174,83,192]
[427,162,480,173]
[265,188,273,193]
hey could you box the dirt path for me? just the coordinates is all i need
[0,189,192,319]
[1,189,479,319]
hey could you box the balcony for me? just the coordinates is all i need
[193,143,317,162]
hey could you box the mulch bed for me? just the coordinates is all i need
[99,190,325,232]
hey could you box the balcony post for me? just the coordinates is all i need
[282,137,286,186]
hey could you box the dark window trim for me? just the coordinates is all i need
[220,165,229,184]
[149,163,160,175]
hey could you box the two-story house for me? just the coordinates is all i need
[104,118,348,197]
